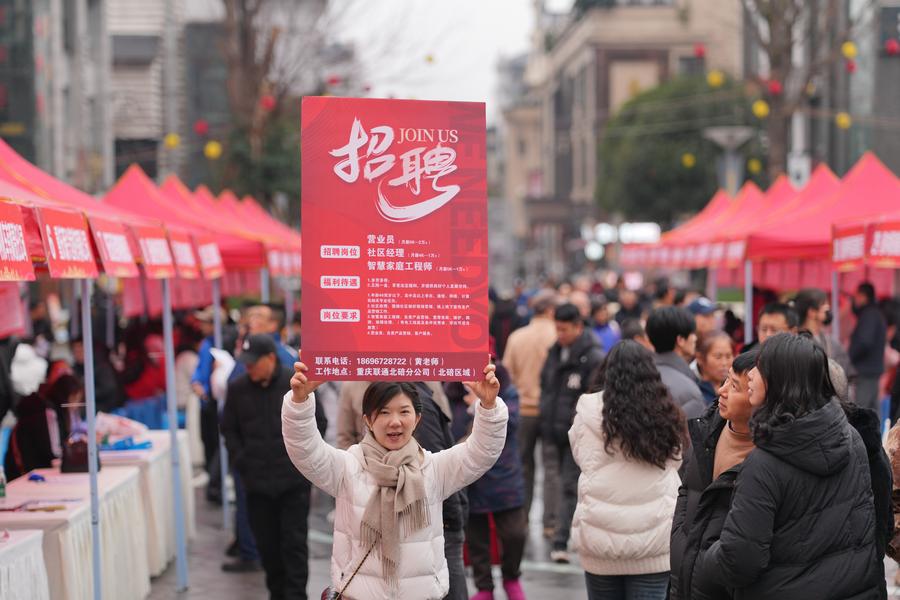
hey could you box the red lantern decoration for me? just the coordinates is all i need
[259,94,276,111]
[693,43,706,59]
[886,39,900,56]
[767,80,783,96]
[326,75,342,87]
[845,59,857,73]
[193,119,209,136]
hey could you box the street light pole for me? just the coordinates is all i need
[703,126,754,304]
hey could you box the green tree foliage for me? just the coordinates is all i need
[596,75,766,227]
[213,109,301,224]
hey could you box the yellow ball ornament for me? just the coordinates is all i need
[163,133,181,150]
[841,41,857,59]
[681,153,697,169]
[706,70,725,89]
[835,112,852,130]
[752,99,770,119]
[204,140,223,160]
[747,158,762,174]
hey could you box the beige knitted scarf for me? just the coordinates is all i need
[359,431,430,587]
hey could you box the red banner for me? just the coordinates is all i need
[266,245,287,277]
[195,234,224,280]
[168,231,200,280]
[35,207,98,279]
[88,216,139,278]
[0,202,36,281]
[832,223,868,272]
[301,96,488,381]
[133,225,176,279]
[0,282,25,337]
[868,220,900,269]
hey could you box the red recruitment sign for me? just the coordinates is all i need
[832,223,868,272]
[35,207,99,279]
[301,96,488,382]
[0,202,36,281]
[168,230,200,280]
[88,216,139,278]
[195,234,224,280]
[0,282,25,337]
[868,220,900,269]
[133,225,176,279]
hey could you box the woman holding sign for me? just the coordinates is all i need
[283,361,508,600]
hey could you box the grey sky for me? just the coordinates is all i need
[333,0,571,122]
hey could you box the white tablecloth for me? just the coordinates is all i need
[100,429,196,576]
[0,466,150,600]
[0,529,50,600]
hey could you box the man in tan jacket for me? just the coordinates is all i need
[502,288,559,537]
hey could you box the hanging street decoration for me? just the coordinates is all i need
[706,70,725,88]
[681,153,697,169]
[193,119,210,136]
[835,112,852,130]
[752,99,770,119]
[163,133,181,150]
[204,140,223,160]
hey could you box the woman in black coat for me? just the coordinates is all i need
[693,333,883,600]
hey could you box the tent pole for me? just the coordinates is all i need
[81,279,102,600]
[105,280,115,349]
[163,278,190,591]
[832,271,841,344]
[212,278,230,530]
[744,260,753,345]
[71,279,81,339]
[284,281,294,329]
[706,268,718,301]
[260,267,270,303]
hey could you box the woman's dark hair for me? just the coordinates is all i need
[750,332,835,442]
[591,340,687,469]
[362,382,421,420]
[793,288,827,326]
[46,374,82,409]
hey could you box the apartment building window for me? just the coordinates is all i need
[678,56,705,75]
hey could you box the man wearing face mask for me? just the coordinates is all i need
[849,282,887,413]
[794,288,855,379]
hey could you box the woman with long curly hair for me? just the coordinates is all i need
[568,340,687,600]
[692,333,884,599]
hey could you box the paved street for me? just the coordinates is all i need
[150,484,588,599]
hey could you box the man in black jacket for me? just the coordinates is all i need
[540,303,604,563]
[412,381,469,600]
[850,281,887,412]
[670,349,758,600]
[221,335,326,600]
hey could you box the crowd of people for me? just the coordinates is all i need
[4,273,900,600]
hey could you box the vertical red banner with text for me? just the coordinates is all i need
[301,96,488,381]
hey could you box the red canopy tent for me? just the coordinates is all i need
[217,190,299,278]
[159,176,264,297]
[620,189,732,268]
[744,153,900,262]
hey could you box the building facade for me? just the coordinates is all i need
[503,0,745,279]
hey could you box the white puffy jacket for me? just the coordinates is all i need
[568,391,681,576]
[282,391,508,600]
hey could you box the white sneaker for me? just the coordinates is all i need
[549,550,569,564]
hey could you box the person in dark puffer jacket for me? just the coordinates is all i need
[693,333,883,600]
[669,348,759,600]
